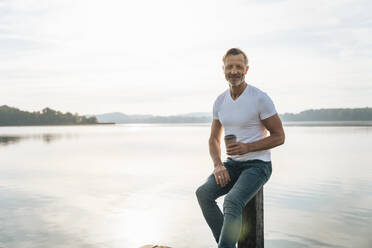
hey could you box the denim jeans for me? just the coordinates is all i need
[195,158,272,248]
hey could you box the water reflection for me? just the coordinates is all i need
[0,133,77,146]
[0,187,100,248]
[266,237,346,248]
[0,136,22,146]
[0,125,372,248]
[285,233,346,248]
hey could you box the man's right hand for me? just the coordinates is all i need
[213,164,231,187]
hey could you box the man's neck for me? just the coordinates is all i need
[230,82,248,100]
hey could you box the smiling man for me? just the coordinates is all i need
[196,48,285,248]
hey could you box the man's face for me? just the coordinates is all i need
[223,54,249,87]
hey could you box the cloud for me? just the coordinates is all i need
[1,0,372,114]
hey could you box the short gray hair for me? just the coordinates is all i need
[222,48,249,66]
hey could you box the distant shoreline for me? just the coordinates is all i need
[94,107,372,124]
[2,105,372,127]
[282,121,372,127]
[1,121,372,127]
[0,122,115,127]
[109,121,372,127]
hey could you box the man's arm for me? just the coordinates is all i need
[209,119,224,167]
[226,114,285,155]
[209,119,231,187]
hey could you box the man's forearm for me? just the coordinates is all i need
[246,133,285,153]
[209,139,223,167]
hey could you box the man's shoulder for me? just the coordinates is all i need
[247,84,272,101]
[247,84,266,96]
[214,89,229,103]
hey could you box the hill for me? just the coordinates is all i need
[91,112,211,123]
[280,108,372,121]
[92,108,372,123]
[0,105,99,126]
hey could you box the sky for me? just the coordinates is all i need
[1,0,372,115]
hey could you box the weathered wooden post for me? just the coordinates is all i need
[238,187,264,248]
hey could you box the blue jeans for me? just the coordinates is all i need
[195,158,272,248]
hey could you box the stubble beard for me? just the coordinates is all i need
[227,74,245,87]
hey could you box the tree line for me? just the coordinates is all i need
[280,108,372,121]
[0,105,98,126]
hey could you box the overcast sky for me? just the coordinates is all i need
[1,0,372,115]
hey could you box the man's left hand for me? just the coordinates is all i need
[226,142,250,155]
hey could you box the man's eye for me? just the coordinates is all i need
[237,66,242,69]
[227,66,232,69]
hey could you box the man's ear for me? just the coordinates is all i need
[245,66,249,73]
[222,65,224,71]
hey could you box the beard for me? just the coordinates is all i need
[226,73,245,86]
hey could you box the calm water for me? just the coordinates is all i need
[0,124,371,248]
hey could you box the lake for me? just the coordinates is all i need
[0,124,371,248]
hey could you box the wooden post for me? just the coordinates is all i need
[238,187,264,248]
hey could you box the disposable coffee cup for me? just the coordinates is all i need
[224,134,237,149]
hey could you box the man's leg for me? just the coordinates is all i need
[195,163,239,243]
[218,161,272,248]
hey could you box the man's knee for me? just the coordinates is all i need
[195,185,207,200]
[196,184,216,202]
[223,194,244,216]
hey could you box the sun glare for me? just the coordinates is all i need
[109,208,168,247]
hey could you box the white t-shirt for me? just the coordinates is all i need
[213,84,277,162]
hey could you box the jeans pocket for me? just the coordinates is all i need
[265,163,272,182]
[258,162,272,183]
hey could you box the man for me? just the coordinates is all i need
[195,48,285,248]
